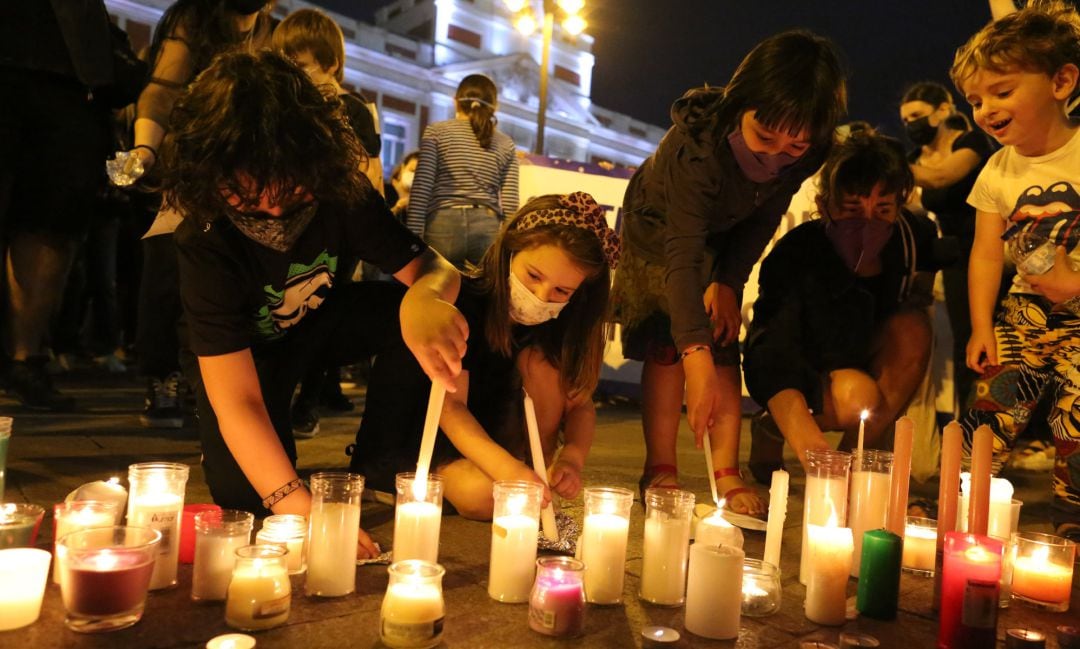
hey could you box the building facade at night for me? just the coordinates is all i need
[104,0,664,173]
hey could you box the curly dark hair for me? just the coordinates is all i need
[159,49,371,225]
[817,128,914,211]
[471,195,611,399]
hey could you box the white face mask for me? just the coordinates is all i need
[508,268,568,325]
[399,170,414,190]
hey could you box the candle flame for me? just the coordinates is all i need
[742,579,769,597]
[411,477,427,502]
[825,502,839,528]
[91,549,120,571]
[1031,544,1050,563]
[506,493,527,517]
[860,409,870,422]
[107,477,121,486]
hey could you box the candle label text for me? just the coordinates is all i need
[529,606,557,630]
[382,617,444,642]
[255,594,291,619]
[961,579,998,630]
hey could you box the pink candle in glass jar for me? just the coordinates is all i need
[528,556,585,637]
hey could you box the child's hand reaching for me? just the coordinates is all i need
[704,282,742,345]
[501,461,552,507]
[1022,245,1080,304]
[966,326,998,374]
[357,527,381,560]
[549,457,583,499]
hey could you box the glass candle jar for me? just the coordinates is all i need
[0,548,51,631]
[380,560,446,649]
[393,472,443,564]
[0,503,44,549]
[938,532,1002,649]
[0,417,10,500]
[306,472,363,597]
[488,480,542,603]
[848,449,893,578]
[902,516,937,576]
[225,544,290,631]
[192,509,254,602]
[800,449,850,585]
[256,514,307,574]
[528,556,585,637]
[580,486,633,604]
[639,487,694,606]
[52,501,120,583]
[56,525,161,633]
[1009,531,1076,612]
[126,462,189,590]
[740,557,781,617]
[179,503,221,564]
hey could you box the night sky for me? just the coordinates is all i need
[320,0,991,141]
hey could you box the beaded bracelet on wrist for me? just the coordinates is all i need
[262,478,304,509]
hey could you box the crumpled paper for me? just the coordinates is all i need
[537,510,579,554]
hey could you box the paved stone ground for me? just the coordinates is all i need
[1,369,1076,648]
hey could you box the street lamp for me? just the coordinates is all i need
[505,0,587,155]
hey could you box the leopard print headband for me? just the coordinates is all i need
[514,192,621,269]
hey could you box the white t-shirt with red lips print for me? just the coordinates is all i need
[969,126,1080,295]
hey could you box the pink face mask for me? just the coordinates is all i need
[727,128,801,183]
[824,218,894,272]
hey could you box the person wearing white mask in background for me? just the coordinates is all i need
[388,152,420,222]
[349,193,619,520]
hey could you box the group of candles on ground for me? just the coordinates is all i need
[0,406,1078,649]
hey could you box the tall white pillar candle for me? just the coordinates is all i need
[763,469,788,570]
[580,487,633,604]
[804,522,853,625]
[393,473,443,564]
[306,472,363,597]
[685,543,743,639]
[488,480,542,603]
[694,508,743,549]
[126,462,189,590]
[848,450,893,577]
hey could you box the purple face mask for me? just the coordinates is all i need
[727,128,802,183]
[824,218,894,272]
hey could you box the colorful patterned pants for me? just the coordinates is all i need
[959,295,1080,526]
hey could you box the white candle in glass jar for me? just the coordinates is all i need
[488,513,539,602]
[640,515,691,605]
[800,475,847,585]
[902,523,937,573]
[685,543,742,639]
[225,558,290,631]
[306,502,360,597]
[804,523,853,626]
[381,580,445,646]
[256,515,306,575]
[393,501,441,564]
[580,512,630,604]
[127,493,183,590]
[848,470,891,577]
[193,532,251,601]
[53,503,117,583]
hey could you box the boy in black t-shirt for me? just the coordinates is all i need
[159,51,466,551]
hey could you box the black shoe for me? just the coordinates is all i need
[292,403,320,439]
[748,409,784,484]
[140,372,183,428]
[320,389,354,413]
[6,357,75,412]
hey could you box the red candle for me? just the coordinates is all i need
[967,426,994,536]
[60,549,155,616]
[179,503,221,564]
[938,532,1002,649]
[886,417,913,536]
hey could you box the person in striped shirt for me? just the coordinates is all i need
[407,74,520,269]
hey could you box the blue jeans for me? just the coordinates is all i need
[425,206,501,269]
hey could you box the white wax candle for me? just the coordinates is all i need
[381,581,445,647]
[127,493,183,590]
[225,560,290,630]
[580,512,629,604]
[67,478,128,523]
[902,524,937,573]
[695,511,743,549]
[685,543,743,639]
[393,501,441,564]
[848,470,891,577]
[640,514,692,605]
[488,513,539,602]
[306,502,360,597]
[53,505,117,583]
[205,634,256,649]
[1012,547,1073,606]
[958,476,1015,538]
[193,532,251,601]
[800,475,847,584]
[763,469,788,570]
[0,548,51,631]
[256,517,306,575]
[804,523,853,625]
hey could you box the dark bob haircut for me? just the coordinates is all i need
[818,128,915,210]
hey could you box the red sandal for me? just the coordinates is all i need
[638,463,679,502]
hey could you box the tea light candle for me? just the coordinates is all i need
[255,514,307,574]
[695,506,743,548]
[1010,533,1075,611]
[67,478,128,523]
[206,634,256,649]
[804,518,853,626]
[938,532,1002,649]
[580,487,632,604]
[0,503,44,548]
[902,517,937,575]
[641,626,680,646]
[0,548,51,630]
[53,501,119,583]
[838,632,880,648]
[763,468,788,569]
[740,558,781,617]
[1005,629,1046,649]
[380,560,445,649]
[685,542,742,639]
[225,545,290,631]
[529,557,586,637]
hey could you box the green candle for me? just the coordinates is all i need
[856,529,902,620]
